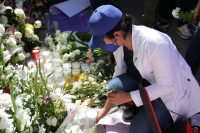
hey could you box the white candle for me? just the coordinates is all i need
[63,62,72,70]
[72,69,81,81]
[54,66,63,74]
[72,62,80,69]
[86,109,97,128]
[42,51,51,63]
[81,64,90,73]
[63,69,71,78]
[44,63,53,73]
[52,58,61,67]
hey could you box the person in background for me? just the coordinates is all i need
[88,5,200,133]
[185,0,200,76]
[143,0,169,28]
[176,0,194,39]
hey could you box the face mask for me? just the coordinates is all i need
[101,43,119,52]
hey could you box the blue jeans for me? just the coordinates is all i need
[185,23,200,76]
[107,74,172,133]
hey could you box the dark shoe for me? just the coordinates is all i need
[155,20,169,28]
[122,104,140,122]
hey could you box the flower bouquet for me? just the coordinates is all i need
[55,105,96,133]
[172,7,198,30]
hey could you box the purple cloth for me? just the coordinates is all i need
[106,122,130,133]
[49,12,91,33]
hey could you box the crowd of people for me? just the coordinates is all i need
[89,0,200,133]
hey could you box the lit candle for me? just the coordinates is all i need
[32,49,40,61]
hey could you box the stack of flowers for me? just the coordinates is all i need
[1,1,42,53]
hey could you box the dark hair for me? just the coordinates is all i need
[105,14,134,39]
[108,53,116,66]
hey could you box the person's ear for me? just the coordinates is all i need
[113,31,120,38]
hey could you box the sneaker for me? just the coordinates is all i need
[122,104,141,122]
[176,24,192,39]
[155,20,169,28]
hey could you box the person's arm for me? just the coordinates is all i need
[131,38,174,106]
[194,0,200,23]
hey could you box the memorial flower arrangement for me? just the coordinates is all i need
[172,7,195,25]
[0,2,115,131]
[1,1,42,53]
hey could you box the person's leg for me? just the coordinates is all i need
[144,0,160,28]
[129,98,172,133]
[185,24,200,76]
[107,73,139,92]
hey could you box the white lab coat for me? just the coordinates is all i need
[113,25,200,121]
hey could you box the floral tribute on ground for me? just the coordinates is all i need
[0,2,114,131]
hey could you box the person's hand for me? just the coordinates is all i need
[107,89,132,105]
[96,108,105,123]
[194,0,200,24]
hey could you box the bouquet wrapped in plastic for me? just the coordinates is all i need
[56,105,97,133]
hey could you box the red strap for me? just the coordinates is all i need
[139,87,162,133]
[186,120,193,133]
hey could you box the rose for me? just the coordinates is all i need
[14,8,25,19]
[34,20,42,28]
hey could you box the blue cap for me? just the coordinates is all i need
[88,5,122,52]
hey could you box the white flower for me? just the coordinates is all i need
[9,46,21,55]
[25,27,34,38]
[14,31,22,39]
[74,49,81,55]
[0,109,13,130]
[0,24,5,35]
[74,42,86,47]
[18,53,25,61]
[7,36,17,47]
[63,53,70,61]
[14,8,25,19]
[0,15,8,24]
[51,117,57,127]
[15,97,23,107]
[32,34,39,41]
[46,117,52,126]
[16,107,31,130]
[88,77,94,82]
[49,92,58,101]
[1,43,4,50]
[38,124,46,133]
[34,20,42,28]
[69,52,76,59]
[0,2,7,13]
[172,7,181,19]
[97,60,105,64]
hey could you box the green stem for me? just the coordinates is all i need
[9,80,22,132]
